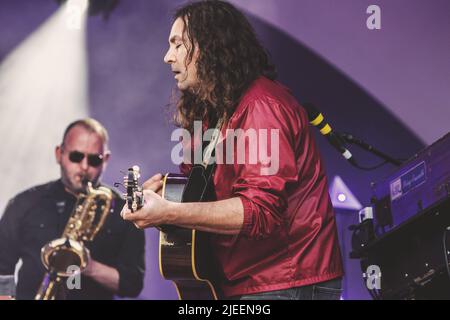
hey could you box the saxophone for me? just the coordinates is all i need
[35,181,113,300]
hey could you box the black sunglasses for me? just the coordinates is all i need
[68,150,104,168]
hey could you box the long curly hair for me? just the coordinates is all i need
[172,0,276,131]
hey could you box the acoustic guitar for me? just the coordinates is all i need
[121,165,222,300]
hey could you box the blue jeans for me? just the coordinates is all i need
[233,278,343,300]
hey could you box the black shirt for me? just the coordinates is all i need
[0,179,145,300]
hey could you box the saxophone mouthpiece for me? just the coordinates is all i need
[81,178,91,193]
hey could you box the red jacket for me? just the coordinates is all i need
[181,77,343,297]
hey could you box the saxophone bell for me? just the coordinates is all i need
[35,182,112,300]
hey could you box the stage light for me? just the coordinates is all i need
[329,176,362,211]
[54,0,119,19]
[0,1,89,214]
[337,193,347,202]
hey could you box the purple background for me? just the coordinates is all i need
[1,0,449,299]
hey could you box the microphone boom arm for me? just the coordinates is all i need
[339,132,403,166]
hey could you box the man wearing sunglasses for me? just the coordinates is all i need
[0,118,145,300]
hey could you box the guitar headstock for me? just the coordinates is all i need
[116,165,144,212]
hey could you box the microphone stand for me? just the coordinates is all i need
[339,132,403,167]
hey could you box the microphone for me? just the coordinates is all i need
[302,102,356,165]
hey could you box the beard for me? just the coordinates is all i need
[60,167,100,195]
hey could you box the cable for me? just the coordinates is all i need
[351,160,389,171]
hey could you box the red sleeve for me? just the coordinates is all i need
[229,97,302,239]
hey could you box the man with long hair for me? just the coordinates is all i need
[122,0,343,300]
